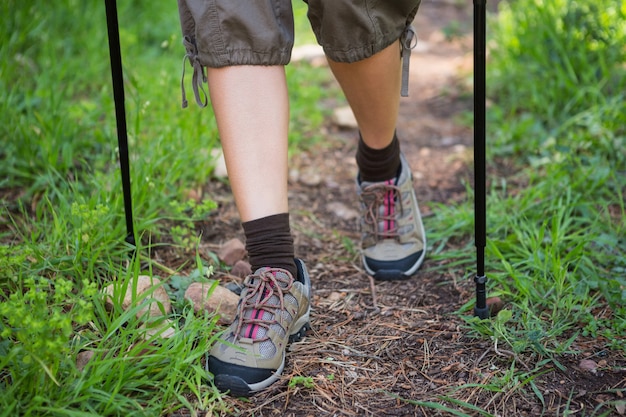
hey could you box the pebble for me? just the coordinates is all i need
[218,238,246,266]
[184,282,239,325]
[332,106,358,129]
[104,275,172,318]
[230,260,251,279]
[578,359,598,373]
[326,202,359,221]
[211,149,228,178]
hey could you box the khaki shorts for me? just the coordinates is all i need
[177,0,421,68]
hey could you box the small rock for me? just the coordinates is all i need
[184,282,240,325]
[76,350,95,371]
[184,187,202,203]
[327,291,344,302]
[299,167,322,187]
[230,260,252,278]
[332,106,358,129]
[141,319,176,339]
[326,202,359,221]
[345,370,358,379]
[104,276,175,341]
[579,359,598,373]
[428,30,446,44]
[324,177,340,189]
[104,275,172,318]
[440,137,458,147]
[352,311,366,320]
[486,296,504,316]
[211,149,228,178]
[452,144,467,154]
[413,40,430,53]
[288,168,300,184]
[218,238,246,266]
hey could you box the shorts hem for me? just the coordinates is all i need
[322,36,399,63]
[198,49,292,68]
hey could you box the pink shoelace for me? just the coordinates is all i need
[233,268,293,343]
[361,180,404,239]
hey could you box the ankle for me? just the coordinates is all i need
[242,213,297,277]
[356,132,401,182]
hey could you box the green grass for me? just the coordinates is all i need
[484,0,625,345]
[424,0,625,411]
[2,0,625,415]
[1,0,335,415]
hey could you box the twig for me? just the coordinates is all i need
[494,338,531,371]
[473,339,531,371]
[364,340,391,367]
[368,274,380,313]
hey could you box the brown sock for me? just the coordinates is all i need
[241,213,297,278]
[356,132,401,182]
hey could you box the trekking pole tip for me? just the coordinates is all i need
[477,296,505,319]
[474,304,490,320]
[125,233,136,247]
[473,274,490,319]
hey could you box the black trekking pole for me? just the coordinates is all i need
[473,0,489,319]
[104,0,135,248]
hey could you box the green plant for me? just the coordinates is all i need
[168,198,217,252]
[0,276,97,387]
[447,0,626,362]
[392,394,494,417]
[288,375,315,389]
[490,0,626,125]
[443,20,465,41]
[0,244,34,283]
[3,0,625,414]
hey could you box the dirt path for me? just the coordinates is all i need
[188,2,624,416]
[200,4,481,415]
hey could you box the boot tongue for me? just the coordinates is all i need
[360,180,400,237]
[252,267,292,290]
[238,268,293,340]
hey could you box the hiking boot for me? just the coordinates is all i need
[208,258,312,397]
[357,154,426,280]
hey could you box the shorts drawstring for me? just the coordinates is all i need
[400,25,417,97]
[181,36,208,108]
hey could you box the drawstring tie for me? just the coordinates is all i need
[400,25,417,97]
[181,36,208,108]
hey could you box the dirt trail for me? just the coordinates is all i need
[198,4,481,415]
[186,2,625,416]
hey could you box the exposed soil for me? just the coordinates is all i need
[171,2,626,416]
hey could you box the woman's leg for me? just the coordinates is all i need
[206,65,289,222]
[327,41,402,150]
